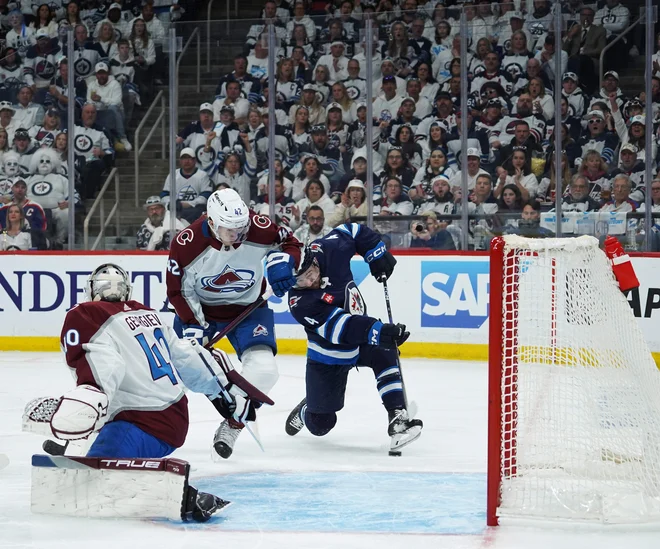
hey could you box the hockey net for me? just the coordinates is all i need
[487,235,660,525]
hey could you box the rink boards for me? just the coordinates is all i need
[0,250,659,364]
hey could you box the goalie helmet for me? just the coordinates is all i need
[206,188,250,245]
[86,263,132,302]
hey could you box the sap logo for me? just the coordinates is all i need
[421,261,489,329]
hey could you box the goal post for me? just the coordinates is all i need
[488,235,660,526]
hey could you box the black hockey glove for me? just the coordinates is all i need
[369,251,397,283]
[375,322,410,349]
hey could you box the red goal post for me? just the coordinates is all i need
[487,235,660,526]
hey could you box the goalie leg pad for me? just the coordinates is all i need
[86,421,176,459]
[50,385,108,441]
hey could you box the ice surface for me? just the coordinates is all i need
[1,352,659,549]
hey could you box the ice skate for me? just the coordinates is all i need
[213,419,243,459]
[285,398,307,436]
[388,408,423,452]
[183,487,231,522]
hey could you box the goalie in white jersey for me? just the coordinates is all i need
[27,263,271,521]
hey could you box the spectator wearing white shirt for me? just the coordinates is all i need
[372,76,404,123]
[213,81,250,125]
[290,179,336,231]
[371,58,407,97]
[160,148,213,224]
[535,34,568,84]
[315,41,349,84]
[449,148,490,191]
[293,204,333,245]
[286,1,316,43]
[12,85,44,130]
[87,62,131,151]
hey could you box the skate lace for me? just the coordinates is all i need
[389,409,410,434]
[216,420,242,445]
[290,411,304,430]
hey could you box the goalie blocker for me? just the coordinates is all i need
[31,454,230,522]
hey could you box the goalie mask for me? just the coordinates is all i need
[86,263,132,302]
[206,188,251,246]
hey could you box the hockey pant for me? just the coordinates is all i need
[303,345,405,436]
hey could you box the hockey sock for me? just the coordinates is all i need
[304,409,337,437]
[373,364,405,410]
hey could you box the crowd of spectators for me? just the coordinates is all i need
[0,0,195,250]
[160,0,660,251]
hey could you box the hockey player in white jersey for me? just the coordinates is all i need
[167,188,302,458]
[24,263,272,521]
[27,148,79,247]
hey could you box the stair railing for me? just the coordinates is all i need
[84,168,120,250]
[134,91,166,207]
[599,15,642,89]
[177,26,201,93]
[207,0,239,70]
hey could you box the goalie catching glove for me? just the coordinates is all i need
[50,385,108,440]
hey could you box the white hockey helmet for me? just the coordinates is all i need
[206,188,251,245]
[86,263,132,302]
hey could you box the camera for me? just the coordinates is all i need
[414,223,424,232]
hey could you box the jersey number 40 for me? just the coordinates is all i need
[134,328,178,385]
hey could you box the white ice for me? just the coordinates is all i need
[1,352,659,549]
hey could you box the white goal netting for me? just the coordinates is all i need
[495,235,660,523]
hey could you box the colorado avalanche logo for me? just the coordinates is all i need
[200,265,256,293]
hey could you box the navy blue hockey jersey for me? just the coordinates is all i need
[288,223,387,366]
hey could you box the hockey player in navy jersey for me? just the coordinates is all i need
[284,223,423,453]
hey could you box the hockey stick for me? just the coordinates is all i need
[380,276,410,411]
[204,289,274,452]
[205,289,273,350]
[43,440,69,456]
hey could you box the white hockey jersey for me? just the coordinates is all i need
[160,168,213,208]
[60,300,224,448]
[26,173,72,209]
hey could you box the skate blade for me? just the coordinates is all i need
[389,426,422,452]
[215,500,233,514]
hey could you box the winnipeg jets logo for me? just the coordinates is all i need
[200,265,256,293]
[177,185,198,201]
[289,295,301,308]
[32,181,52,196]
[345,283,365,316]
[74,134,93,153]
[529,22,545,36]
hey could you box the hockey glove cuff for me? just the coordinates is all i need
[370,322,410,349]
[266,252,297,297]
[365,243,396,282]
[182,324,209,346]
